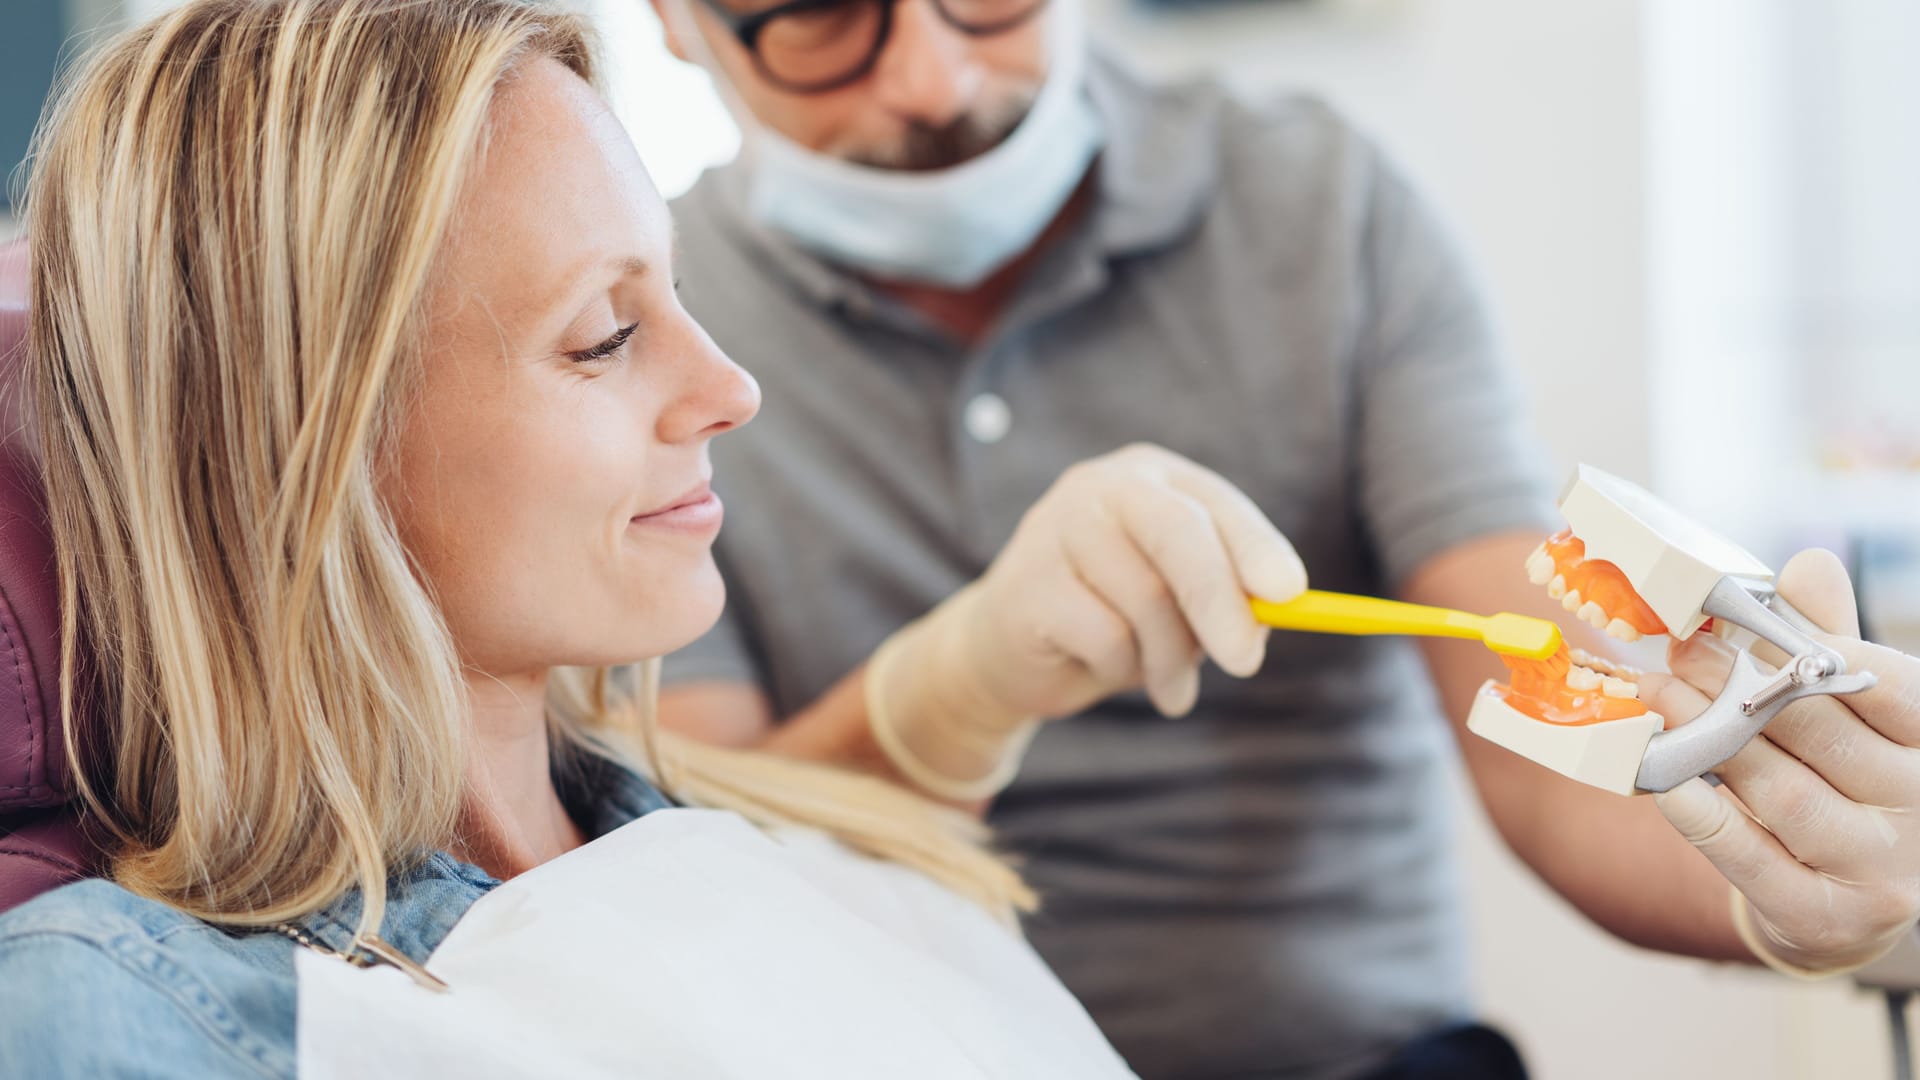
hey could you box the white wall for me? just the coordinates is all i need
[1648,0,1920,561]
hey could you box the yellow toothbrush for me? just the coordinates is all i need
[1249,590,1563,660]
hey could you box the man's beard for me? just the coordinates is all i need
[847,86,1039,172]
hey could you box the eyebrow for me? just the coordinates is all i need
[535,221,682,337]
[585,255,652,293]
[553,226,680,305]
[539,252,654,327]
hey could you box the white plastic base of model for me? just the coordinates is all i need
[1466,680,1664,796]
[1557,465,1775,640]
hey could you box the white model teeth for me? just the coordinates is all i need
[1568,648,1644,682]
[1605,618,1642,642]
[1567,665,1603,692]
[1577,601,1608,629]
[1526,547,1557,586]
[1602,676,1638,700]
[1561,589,1584,613]
[1547,574,1568,600]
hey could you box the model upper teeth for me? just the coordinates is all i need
[1526,547,1557,586]
[1605,618,1642,642]
[1529,547,1653,643]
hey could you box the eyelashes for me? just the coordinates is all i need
[567,322,639,364]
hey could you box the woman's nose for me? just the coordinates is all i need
[656,315,761,444]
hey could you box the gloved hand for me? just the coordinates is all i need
[865,443,1308,800]
[1642,549,1920,977]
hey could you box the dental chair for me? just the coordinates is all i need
[0,237,99,916]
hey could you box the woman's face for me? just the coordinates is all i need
[385,59,760,680]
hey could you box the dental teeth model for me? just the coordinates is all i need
[1467,466,1879,796]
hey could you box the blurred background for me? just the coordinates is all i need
[6,0,1918,1076]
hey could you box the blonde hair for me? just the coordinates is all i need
[25,0,1032,937]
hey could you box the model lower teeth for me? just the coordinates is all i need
[1481,530,1668,728]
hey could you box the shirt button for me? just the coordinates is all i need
[965,393,1012,445]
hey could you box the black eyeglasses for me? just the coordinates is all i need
[696,0,1050,95]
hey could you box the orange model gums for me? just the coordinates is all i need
[1530,529,1668,639]
[1494,647,1649,727]
[1494,529,1669,727]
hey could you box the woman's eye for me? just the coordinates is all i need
[567,322,639,364]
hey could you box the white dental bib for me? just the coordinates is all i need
[296,808,1136,1079]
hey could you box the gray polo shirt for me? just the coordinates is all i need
[663,47,1554,1080]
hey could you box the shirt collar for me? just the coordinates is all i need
[686,41,1221,315]
[291,751,675,964]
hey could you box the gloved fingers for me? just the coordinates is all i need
[1161,459,1309,604]
[1643,671,1881,875]
[1777,549,1864,639]
[1108,484,1269,679]
[1034,572,1142,693]
[1832,638,1920,747]
[1715,733,1887,876]
[1663,634,1906,804]
[1663,772,1919,974]
[1758,689,1917,810]
[1667,630,1920,754]
[1063,517,1206,715]
[1652,776,1823,917]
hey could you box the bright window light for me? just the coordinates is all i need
[586,1,740,198]
[123,0,739,199]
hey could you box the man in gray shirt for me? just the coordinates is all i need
[642,0,1920,1076]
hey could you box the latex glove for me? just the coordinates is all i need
[1641,549,1920,976]
[865,443,1307,800]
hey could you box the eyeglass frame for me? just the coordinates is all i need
[693,0,1051,95]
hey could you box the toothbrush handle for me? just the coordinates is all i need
[1250,590,1487,643]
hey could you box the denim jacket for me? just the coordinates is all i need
[0,753,673,1079]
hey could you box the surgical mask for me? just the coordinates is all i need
[730,10,1106,289]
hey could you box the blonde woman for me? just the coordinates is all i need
[0,1,1142,1075]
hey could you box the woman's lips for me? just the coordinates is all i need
[631,485,722,534]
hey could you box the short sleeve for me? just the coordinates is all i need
[1351,144,1557,590]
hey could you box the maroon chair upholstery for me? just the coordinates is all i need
[0,238,99,914]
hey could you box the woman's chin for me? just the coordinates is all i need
[624,573,728,659]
